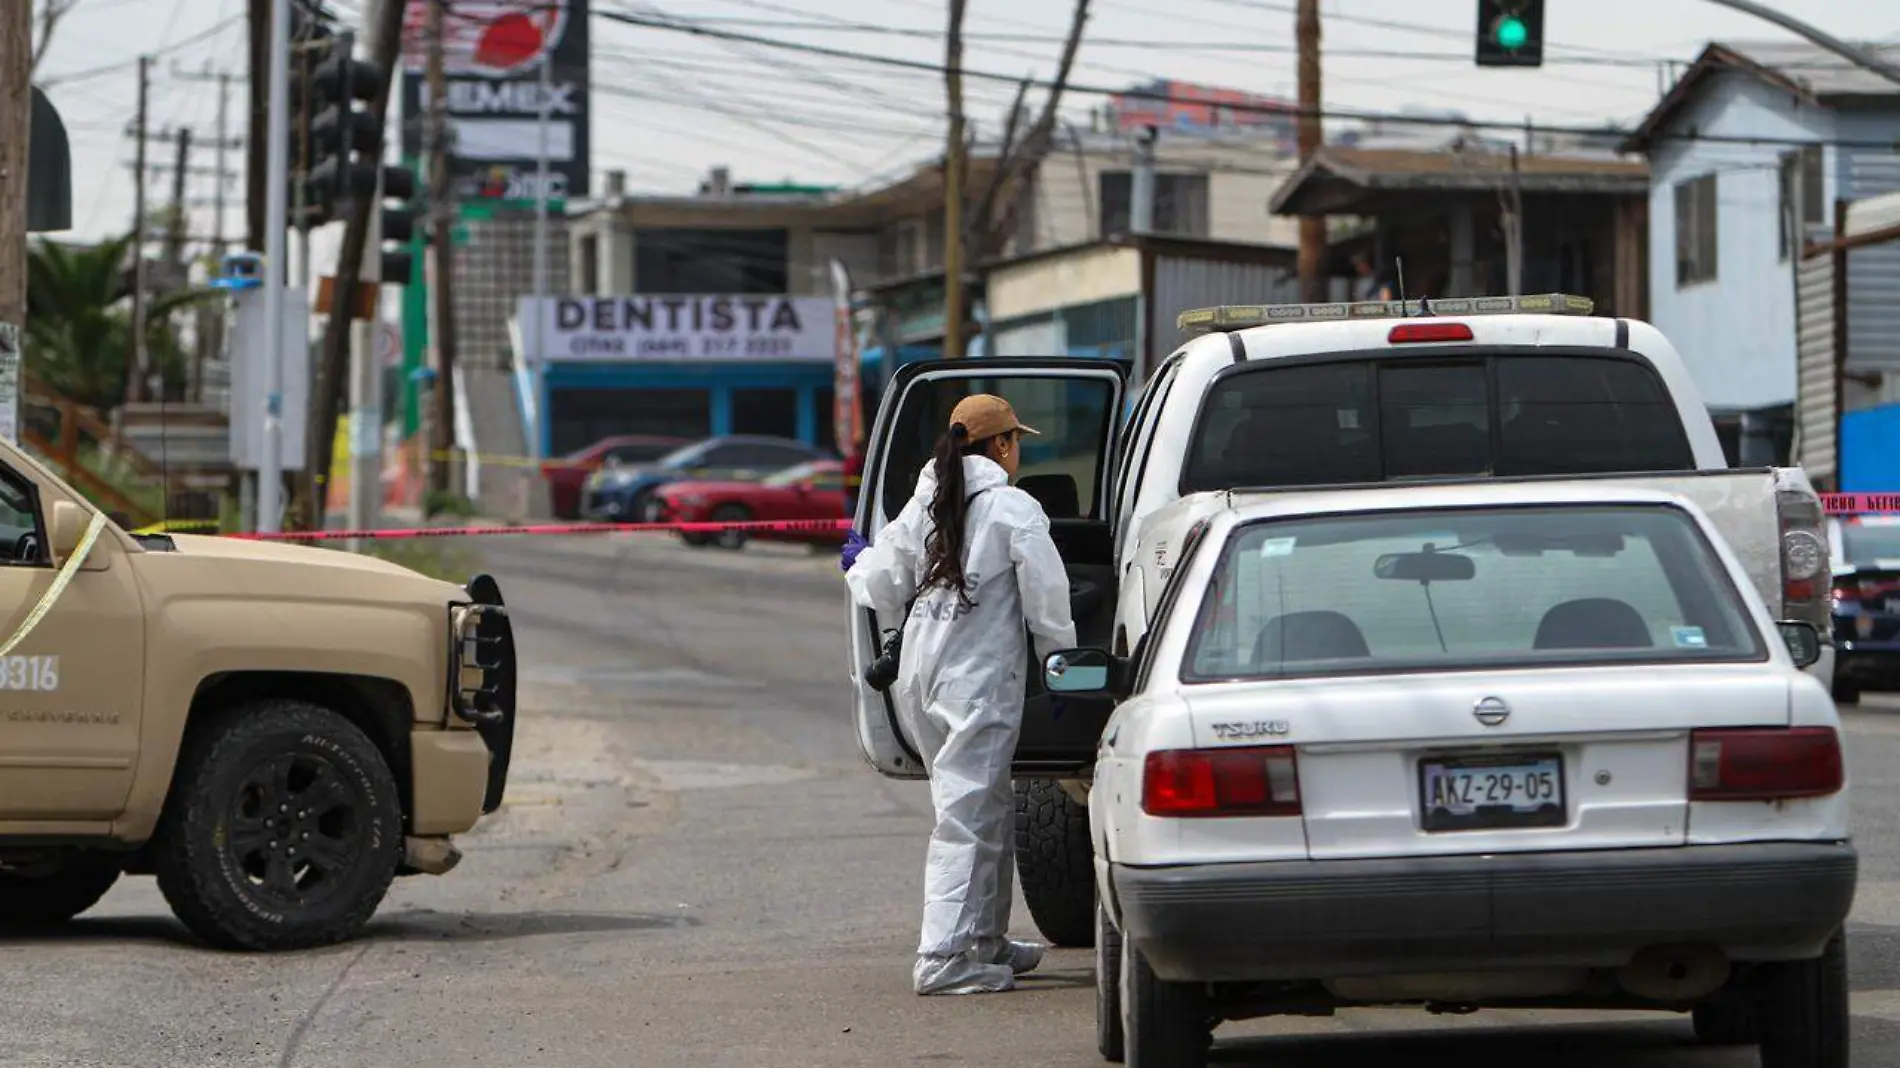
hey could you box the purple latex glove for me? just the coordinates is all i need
[841,529,868,573]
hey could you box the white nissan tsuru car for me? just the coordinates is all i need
[1040,481,1855,1068]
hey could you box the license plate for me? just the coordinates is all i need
[1419,753,1565,833]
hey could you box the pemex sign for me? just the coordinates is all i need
[398,0,591,205]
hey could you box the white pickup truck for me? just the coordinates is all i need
[846,293,1831,948]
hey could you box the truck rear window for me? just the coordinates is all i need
[1181,352,1695,493]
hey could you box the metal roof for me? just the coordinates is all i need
[1270,146,1648,216]
[1622,40,1900,153]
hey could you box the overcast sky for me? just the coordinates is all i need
[30,0,1900,247]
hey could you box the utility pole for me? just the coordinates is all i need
[941,0,968,361]
[426,0,459,494]
[1504,145,1524,296]
[0,1,30,337]
[164,128,192,269]
[528,49,552,469]
[127,56,152,408]
[1296,0,1325,303]
[259,0,289,534]
[347,2,386,532]
[246,0,268,253]
[1130,124,1157,235]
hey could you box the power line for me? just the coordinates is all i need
[593,8,1900,151]
[38,10,243,86]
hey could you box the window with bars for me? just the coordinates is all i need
[1097,171,1210,238]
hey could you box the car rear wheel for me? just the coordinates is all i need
[153,699,402,951]
[1014,779,1097,947]
[711,504,752,550]
[0,856,122,925]
[1121,939,1210,1068]
[1760,930,1849,1068]
[1097,900,1125,1062]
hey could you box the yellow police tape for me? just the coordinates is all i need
[0,511,106,657]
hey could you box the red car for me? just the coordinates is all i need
[651,459,848,550]
[542,435,687,519]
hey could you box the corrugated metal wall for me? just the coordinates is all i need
[1844,146,1900,373]
[1794,250,1836,483]
[1150,256,1299,370]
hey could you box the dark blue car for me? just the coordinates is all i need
[580,435,830,523]
[1830,514,1900,703]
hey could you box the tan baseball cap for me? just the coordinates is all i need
[950,394,1040,441]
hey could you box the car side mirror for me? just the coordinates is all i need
[49,500,90,565]
[1777,620,1823,668]
[1043,648,1125,696]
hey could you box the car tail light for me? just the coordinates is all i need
[1388,322,1474,344]
[1688,727,1843,801]
[1777,488,1830,632]
[1142,746,1301,817]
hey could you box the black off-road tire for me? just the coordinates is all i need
[1761,931,1850,1068]
[1691,996,1761,1045]
[1097,900,1126,1062]
[711,504,752,550]
[1121,940,1210,1068]
[1014,779,1096,948]
[0,857,123,925]
[153,700,402,952]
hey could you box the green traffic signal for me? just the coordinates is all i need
[1494,14,1528,50]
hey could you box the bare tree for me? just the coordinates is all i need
[939,0,1090,352]
[30,0,85,75]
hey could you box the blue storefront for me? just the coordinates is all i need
[524,294,844,456]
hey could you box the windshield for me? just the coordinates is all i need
[1183,504,1762,682]
[655,442,712,469]
[1841,522,1900,565]
[1181,353,1695,493]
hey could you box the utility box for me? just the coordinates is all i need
[226,286,311,472]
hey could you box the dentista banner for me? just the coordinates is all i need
[515,296,839,363]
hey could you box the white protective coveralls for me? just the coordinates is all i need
[847,454,1077,994]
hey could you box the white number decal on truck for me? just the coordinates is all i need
[0,655,59,691]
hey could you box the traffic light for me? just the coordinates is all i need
[308,31,383,206]
[1475,0,1544,68]
[378,165,418,285]
[287,12,338,230]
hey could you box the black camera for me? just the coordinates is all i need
[863,629,903,692]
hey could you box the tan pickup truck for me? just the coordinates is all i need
[0,437,515,950]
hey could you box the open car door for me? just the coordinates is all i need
[848,358,1127,779]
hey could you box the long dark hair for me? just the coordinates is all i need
[920,422,1004,607]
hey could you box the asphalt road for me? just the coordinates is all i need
[6,528,1900,1066]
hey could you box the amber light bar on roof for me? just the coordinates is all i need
[1176,293,1597,335]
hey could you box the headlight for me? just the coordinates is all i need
[448,604,506,724]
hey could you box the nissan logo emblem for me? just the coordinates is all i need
[1473,696,1511,727]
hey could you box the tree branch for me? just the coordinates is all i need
[976,0,1089,260]
[30,0,82,75]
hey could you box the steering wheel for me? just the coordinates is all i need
[14,532,36,562]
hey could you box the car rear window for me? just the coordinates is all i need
[1182,504,1762,682]
[1181,352,1695,493]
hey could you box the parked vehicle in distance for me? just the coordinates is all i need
[1828,513,1900,703]
[1049,482,1852,1068]
[581,435,829,524]
[543,435,687,519]
[651,459,848,550]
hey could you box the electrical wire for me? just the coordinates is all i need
[38,10,244,87]
[591,8,1900,151]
